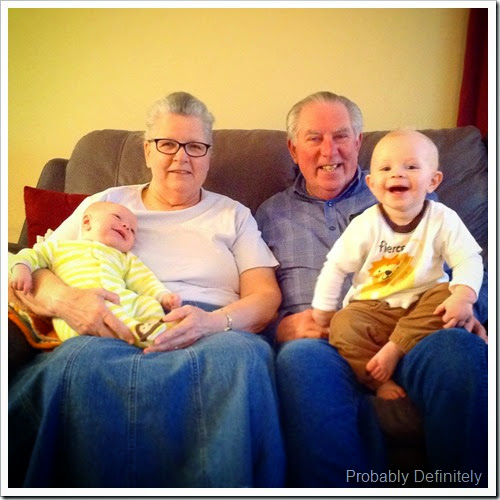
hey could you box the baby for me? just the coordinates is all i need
[10,201,180,347]
[312,129,485,399]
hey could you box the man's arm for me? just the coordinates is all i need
[14,269,135,343]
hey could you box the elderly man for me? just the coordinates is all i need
[256,91,487,487]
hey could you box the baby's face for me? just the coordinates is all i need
[86,204,138,252]
[367,132,442,218]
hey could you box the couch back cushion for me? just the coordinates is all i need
[63,126,487,261]
[64,129,298,215]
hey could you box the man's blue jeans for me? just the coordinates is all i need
[9,306,285,487]
[276,329,488,487]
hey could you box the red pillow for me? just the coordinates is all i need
[24,186,89,247]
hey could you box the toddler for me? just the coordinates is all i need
[312,129,485,399]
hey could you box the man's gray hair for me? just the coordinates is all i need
[286,91,363,142]
[145,92,215,141]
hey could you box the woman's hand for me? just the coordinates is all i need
[276,309,329,343]
[143,267,281,353]
[53,287,135,342]
[143,305,225,353]
[14,268,135,343]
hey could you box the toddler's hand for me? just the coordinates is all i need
[311,308,335,329]
[10,264,33,294]
[434,296,474,330]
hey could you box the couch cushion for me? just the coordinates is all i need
[64,130,150,195]
[24,186,88,247]
[206,130,298,213]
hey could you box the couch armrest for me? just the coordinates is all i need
[8,242,26,254]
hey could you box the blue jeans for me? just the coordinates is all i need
[276,329,488,487]
[9,303,285,487]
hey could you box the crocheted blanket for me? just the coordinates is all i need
[8,287,61,350]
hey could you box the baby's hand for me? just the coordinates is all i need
[10,264,33,294]
[434,293,474,330]
[160,292,182,311]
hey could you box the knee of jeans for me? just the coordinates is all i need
[219,332,274,368]
[411,329,487,383]
[276,338,344,375]
[420,328,485,354]
[276,339,317,368]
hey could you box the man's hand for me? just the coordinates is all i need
[469,316,488,344]
[276,309,329,343]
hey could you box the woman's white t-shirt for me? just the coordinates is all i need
[51,184,278,306]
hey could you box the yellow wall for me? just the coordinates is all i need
[8,7,469,242]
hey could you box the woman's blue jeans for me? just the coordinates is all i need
[9,303,285,487]
[276,329,488,487]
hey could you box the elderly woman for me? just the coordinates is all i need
[9,92,284,487]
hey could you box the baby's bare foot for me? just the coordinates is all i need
[376,380,407,400]
[366,341,404,382]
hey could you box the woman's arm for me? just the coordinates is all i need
[14,268,135,343]
[144,267,281,353]
[219,266,282,333]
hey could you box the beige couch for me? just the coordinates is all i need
[9,125,488,478]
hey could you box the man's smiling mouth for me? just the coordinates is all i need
[320,164,341,172]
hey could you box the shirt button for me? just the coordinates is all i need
[327,201,333,207]
[329,226,336,231]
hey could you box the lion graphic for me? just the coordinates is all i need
[359,253,415,298]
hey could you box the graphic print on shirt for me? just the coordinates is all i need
[358,251,415,299]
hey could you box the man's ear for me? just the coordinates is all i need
[287,139,298,164]
[428,170,443,193]
[355,132,363,153]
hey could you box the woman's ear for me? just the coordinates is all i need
[144,140,152,169]
[428,170,443,193]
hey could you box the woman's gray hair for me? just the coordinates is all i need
[286,91,363,142]
[145,92,215,141]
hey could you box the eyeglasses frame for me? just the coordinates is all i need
[147,138,212,158]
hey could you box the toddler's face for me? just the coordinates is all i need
[367,132,442,218]
[85,203,138,252]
